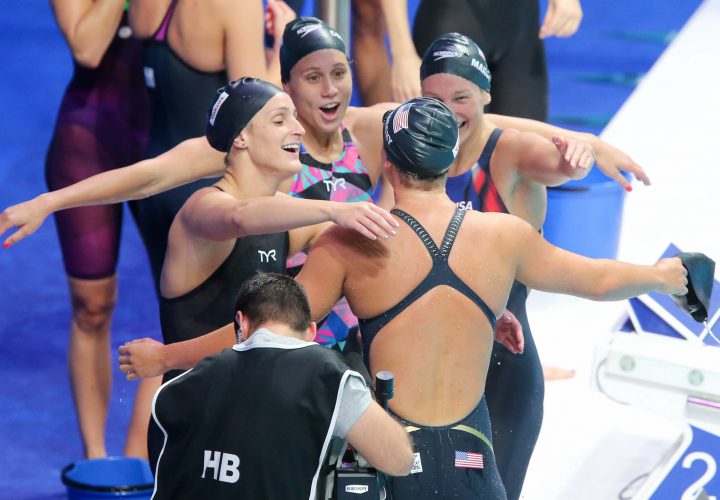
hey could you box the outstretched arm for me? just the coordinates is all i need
[500,130,593,187]
[487,114,650,190]
[118,228,353,379]
[118,324,237,380]
[0,138,224,247]
[512,218,688,299]
[182,191,397,243]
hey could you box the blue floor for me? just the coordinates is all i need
[0,0,701,497]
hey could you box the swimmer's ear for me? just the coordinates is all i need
[481,90,492,106]
[232,134,249,150]
[304,321,317,342]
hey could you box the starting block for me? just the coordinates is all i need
[593,244,720,499]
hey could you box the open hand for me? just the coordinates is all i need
[330,202,399,241]
[552,135,594,170]
[0,197,50,248]
[594,139,651,191]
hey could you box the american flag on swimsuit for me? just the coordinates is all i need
[454,451,484,469]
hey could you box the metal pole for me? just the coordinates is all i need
[315,0,352,50]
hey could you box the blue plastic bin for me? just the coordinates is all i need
[61,457,154,499]
[543,171,627,259]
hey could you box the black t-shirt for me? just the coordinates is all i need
[151,334,364,500]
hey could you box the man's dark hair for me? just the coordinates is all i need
[234,273,312,335]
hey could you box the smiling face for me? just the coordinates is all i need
[421,73,490,147]
[237,93,305,176]
[283,49,352,137]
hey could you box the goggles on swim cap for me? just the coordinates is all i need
[383,97,459,178]
[420,33,491,92]
[205,77,283,153]
[280,17,347,83]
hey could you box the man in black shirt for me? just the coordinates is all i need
[150,273,413,499]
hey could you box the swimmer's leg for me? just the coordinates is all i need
[67,275,117,458]
[124,376,162,459]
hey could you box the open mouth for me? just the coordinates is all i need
[319,103,340,118]
[281,143,301,154]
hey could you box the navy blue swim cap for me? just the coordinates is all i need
[280,17,347,83]
[205,78,283,153]
[420,33,491,92]
[383,97,459,177]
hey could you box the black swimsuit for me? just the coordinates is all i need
[361,207,506,500]
[359,207,496,365]
[128,0,225,291]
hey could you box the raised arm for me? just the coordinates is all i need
[486,114,650,190]
[51,0,126,68]
[0,137,223,247]
[379,0,421,101]
[498,129,593,187]
[512,218,688,300]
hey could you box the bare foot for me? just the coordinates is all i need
[542,365,576,381]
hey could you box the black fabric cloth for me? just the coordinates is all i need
[359,207,496,365]
[128,0,226,289]
[150,342,355,500]
[385,396,506,499]
[159,231,289,375]
[413,0,548,121]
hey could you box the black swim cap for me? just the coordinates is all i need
[205,78,283,153]
[383,97,459,177]
[280,17,347,83]
[420,33,491,92]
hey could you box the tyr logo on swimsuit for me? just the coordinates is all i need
[258,249,277,262]
[201,450,240,483]
[323,178,347,192]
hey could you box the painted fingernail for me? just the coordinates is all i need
[625,185,633,192]
[391,230,397,235]
[2,242,9,249]
[382,234,389,239]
